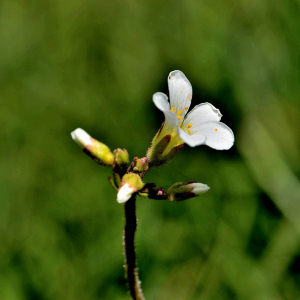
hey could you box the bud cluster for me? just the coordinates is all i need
[71,128,210,204]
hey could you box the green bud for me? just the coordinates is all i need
[167,181,210,202]
[113,148,130,167]
[71,128,114,165]
[133,157,149,173]
[112,149,130,188]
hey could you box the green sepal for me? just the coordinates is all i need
[147,134,172,166]
[85,140,114,166]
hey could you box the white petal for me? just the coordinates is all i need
[159,110,180,137]
[168,70,192,118]
[181,121,234,149]
[178,127,206,147]
[182,103,222,128]
[153,92,170,111]
[117,183,134,204]
[189,183,210,195]
[71,128,93,149]
[153,92,177,133]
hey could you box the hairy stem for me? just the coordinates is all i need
[123,195,145,300]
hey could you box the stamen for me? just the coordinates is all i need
[177,115,181,120]
[177,110,182,114]
[185,107,188,110]
[187,129,191,134]
[171,107,175,112]
[188,123,192,128]
[215,129,218,131]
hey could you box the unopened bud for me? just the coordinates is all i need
[133,157,149,173]
[167,181,210,202]
[71,128,114,165]
[113,148,130,167]
[117,173,144,204]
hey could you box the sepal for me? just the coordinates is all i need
[147,134,183,167]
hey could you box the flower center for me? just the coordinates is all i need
[181,123,193,135]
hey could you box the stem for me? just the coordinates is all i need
[123,195,145,300]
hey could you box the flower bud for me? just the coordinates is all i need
[71,128,114,166]
[113,148,130,167]
[117,173,144,204]
[167,181,210,202]
[133,157,149,173]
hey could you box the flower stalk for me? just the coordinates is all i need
[123,195,145,300]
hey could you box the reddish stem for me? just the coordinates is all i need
[123,195,145,300]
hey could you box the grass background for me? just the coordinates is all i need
[1,0,300,299]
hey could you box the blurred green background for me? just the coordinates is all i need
[1,0,300,299]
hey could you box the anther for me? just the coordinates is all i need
[187,129,191,134]
[177,115,181,120]
[188,123,192,128]
[215,129,218,131]
[171,107,175,112]
[185,107,188,110]
[177,110,182,114]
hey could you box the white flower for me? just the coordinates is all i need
[152,70,234,152]
[117,183,134,204]
[71,128,93,149]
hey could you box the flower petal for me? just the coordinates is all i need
[180,121,234,149]
[71,128,93,149]
[178,128,206,147]
[160,110,179,137]
[153,92,170,112]
[117,183,134,203]
[182,103,222,128]
[168,70,192,118]
[189,183,210,195]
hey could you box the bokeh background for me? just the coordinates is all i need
[1,0,300,299]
